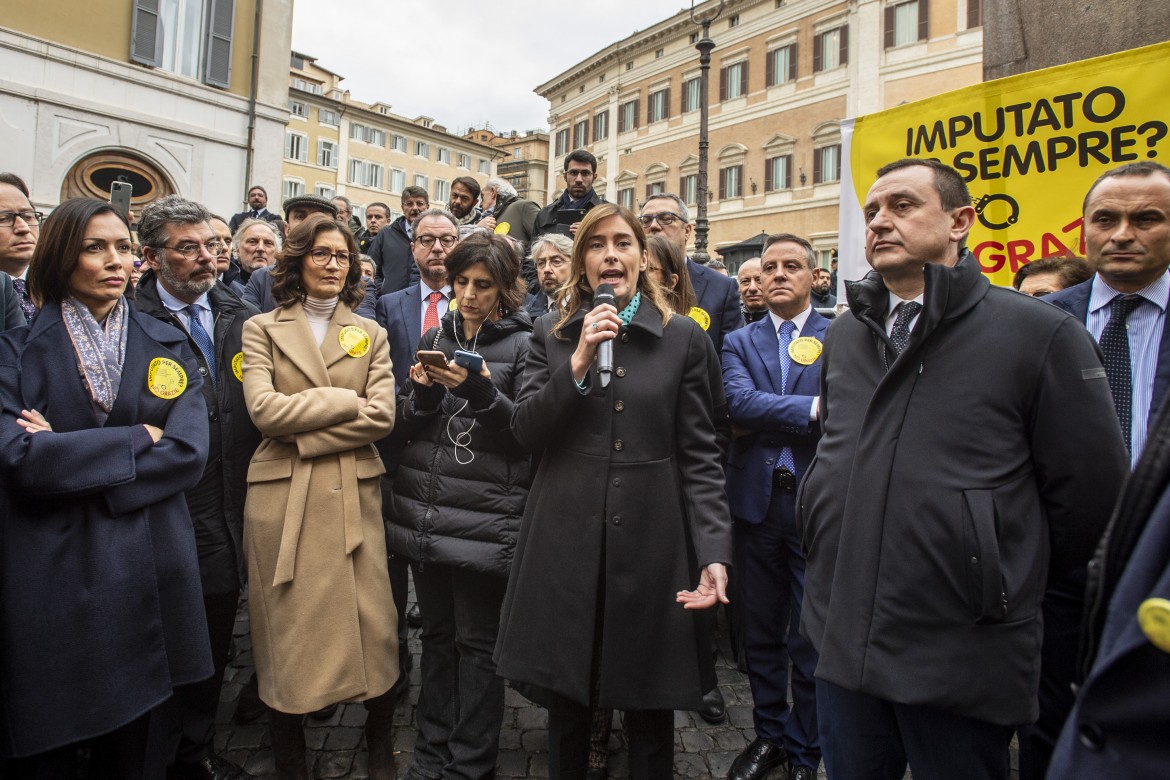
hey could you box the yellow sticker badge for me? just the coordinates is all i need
[232,352,245,382]
[1138,598,1170,653]
[687,306,711,331]
[339,325,371,358]
[788,336,823,366]
[148,357,187,399]
[494,222,512,235]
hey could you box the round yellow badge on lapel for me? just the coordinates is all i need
[339,325,371,358]
[1138,597,1170,653]
[788,336,823,366]
[148,357,187,399]
[232,352,244,382]
[688,306,711,331]
[494,222,511,235]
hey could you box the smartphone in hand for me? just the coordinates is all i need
[453,350,483,373]
[416,350,448,368]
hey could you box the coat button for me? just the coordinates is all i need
[613,439,624,451]
[765,458,774,465]
[614,400,625,412]
[209,412,218,422]
[621,333,629,343]
[1078,722,1105,752]
[616,367,626,377]
[970,556,979,564]
[199,367,208,376]
[612,515,622,526]
[612,478,621,487]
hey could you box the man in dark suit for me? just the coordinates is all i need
[640,194,743,355]
[524,233,573,320]
[533,150,605,239]
[0,272,25,331]
[228,185,283,235]
[369,186,429,296]
[722,234,827,780]
[0,173,39,323]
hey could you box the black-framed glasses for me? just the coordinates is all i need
[639,212,682,227]
[162,240,223,260]
[308,248,353,266]
[415,234,457,249]
[0,210,43,228]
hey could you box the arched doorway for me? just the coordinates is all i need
[60,150,175,214]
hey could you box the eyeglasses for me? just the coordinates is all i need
[639,212,682,227]
[415,234,457,249]
[308,248,353,266]
[0,210,44,228]
[161,240,224,259]
[536,256,568,269]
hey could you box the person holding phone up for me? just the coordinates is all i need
[389,232,533,780]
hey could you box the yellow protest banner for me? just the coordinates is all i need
[839,40,1170,288]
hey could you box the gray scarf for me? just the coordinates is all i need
[61,296,129,424]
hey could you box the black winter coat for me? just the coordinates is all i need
[136,274,262,594]
[532,191,605,239]
[370,217,417,296]
[389,309,532,577]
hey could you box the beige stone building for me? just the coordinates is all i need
[1,0,293,215]
[283,53,502,224]
[537,0,984,269]
[464,128,551,205]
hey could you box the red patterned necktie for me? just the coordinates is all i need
[423,291,443,332]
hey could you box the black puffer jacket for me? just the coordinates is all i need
[389,308,532,577]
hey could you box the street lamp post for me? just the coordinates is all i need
[690,0,725,264]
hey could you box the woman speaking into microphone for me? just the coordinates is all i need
[495,203,732,779]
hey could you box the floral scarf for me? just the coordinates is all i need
[61,296,129,424]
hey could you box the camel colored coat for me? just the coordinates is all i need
[241,301,398,714]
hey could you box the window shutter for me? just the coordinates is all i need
[918,0,930,40]
[130,0,161,67]
[840,25,849,65]
[813,33,823,72]
[814,149,823,184]
[664,89,670,119]
[203,0,235,88]
[741,62,749,94]
[679,175,685,197]
[967,0,982,28]
[735,166,743,197]
[766,49,775,87]
[783,155,792,189]
[884,4,896,48]
[645,183,652,199]
[618,108,626,134]
[634,101,640,129]
[646,94,653,123]
[719,67,728,101]
[764,158,774,191]
[789,44,798,81]
[719,169,727,200]
[680,84,687,114]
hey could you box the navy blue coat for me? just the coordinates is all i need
[0,302,212,757]
[688,258,744,355]
[0,273,24,332]
[722,310,829,524]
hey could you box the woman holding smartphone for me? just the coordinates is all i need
[389,232,533,780]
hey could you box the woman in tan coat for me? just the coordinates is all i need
[242,214,399,780]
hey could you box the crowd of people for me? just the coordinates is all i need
[0,149,1168,780]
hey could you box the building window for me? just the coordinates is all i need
[814,144,841,183]
[655,48,664,59]
[314,184,334,199]
[690,32,699,44]
[720,61,747,100]
[478,159,491,175]
[885,0,928,47]
[719,165,743,199]
[389,168,406,193]
[434,179,450,203]
[967,0,983,28]
[618,99,639,133]
[765,154,792,190]
[681,77,700,113]
[290,77,322,94]
[319,108,339,126]
[648,87,670,123]
[814,26,848,71]
[728,14,740,27]
[593,110,610,141]
[414,140,430,158]
[414,174,429,190]
[573,118,590,149]
[680,173,699,205]
[618,188,635,208]
[555,128,570,156]
[625,61,634,71]
[514,147,525,161]
[645,181,665,199]
[131,0,234,88]
[391,134,408,153]
[348,159,384,189]
[282,178,304,201]
[289,100,307,118]
[457,153,471,168]
[316,139,337,168]
[285,131,308,162]
[350,123,385,147]
[437,147,451,165]
[766,44,797,86]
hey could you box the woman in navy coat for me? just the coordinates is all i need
[0,198,211,778]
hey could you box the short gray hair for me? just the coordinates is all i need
[528,232,573,261]
[641,193,690,223]
[232,217,282,252]
[484,177,517,199]
[137,195,211,249]
[411,207,459,235]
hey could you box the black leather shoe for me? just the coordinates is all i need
[697,686,726,724]
[788,764,816,780]
[175,754,255,780]
[727,738,786,780]
[407,603,423,628]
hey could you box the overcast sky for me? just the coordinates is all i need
[290,0,694,133]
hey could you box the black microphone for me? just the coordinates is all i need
[593,284,616,388]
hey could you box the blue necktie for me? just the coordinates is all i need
[777,320,796,473]
[11,278,37,324]
[185,304,217,386]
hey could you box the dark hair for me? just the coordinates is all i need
[209,213,229,226]
[366,202,390,217]
[563,150,598,174]
[647,234,696,315]
[451,176,481,201]
[444,234,526,315]
[1012,255,1093,291]
[270,214,364,310]
[400,186,428,202]
[874,158,972,211]
[27,198,130,306]
[763,233,817,268]
[1082,161,1170,213]
[0,173,30,198]
[247,185,267,198]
